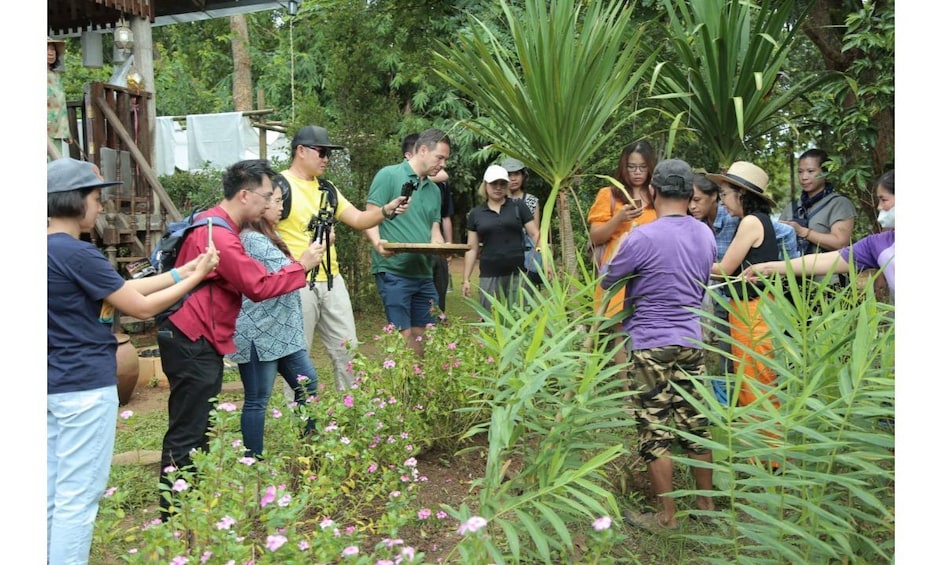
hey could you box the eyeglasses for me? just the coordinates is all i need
[625,164,648,172]
[248,189,275,203]
[304,145,332,159]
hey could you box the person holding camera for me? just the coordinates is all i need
[276,126,408,392]
[365,128,450,356]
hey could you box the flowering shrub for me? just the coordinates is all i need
[92,314,493,563]
[351,314,494,453]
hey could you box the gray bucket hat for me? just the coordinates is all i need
[47,158,123,194]
[501,158,526,173]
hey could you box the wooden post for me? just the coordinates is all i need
[257,88,267,160]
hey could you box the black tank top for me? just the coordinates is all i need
[732,212,778,301]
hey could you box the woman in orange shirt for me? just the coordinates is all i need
[587,140,658,378]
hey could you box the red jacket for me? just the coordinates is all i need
[168,206,307,354]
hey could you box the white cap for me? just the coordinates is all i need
[483,165,510,183]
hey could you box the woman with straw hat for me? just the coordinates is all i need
[706,161,780,409]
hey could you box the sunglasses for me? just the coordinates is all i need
[304,146,332,159]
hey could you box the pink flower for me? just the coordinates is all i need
[271,408,282,418]
[345,525,356,535]
[278,494,291,507]
[217,402,237,412]
[266,534,287,551]
[170,556,188,565]
[436,510,447,519]
[238,456,257,466]
[200,550,213,564]
[448,342,457,350]
[340,436,351,445]
[341,545,359,556]
[593,516,612,531]
[260,486,276,508]
[172,479,188,492]
[216,516,236,530]
[368,463,378,473]
[417,508,431,520]
[297,540,310,551]
[383,359,396,369]
[120,410,134,420]
[320,518,335,529]
[404,457,417,467]
[104,486,117,497]
[400,546,416,561]
[457,516,487,535]
[343,395,354,408]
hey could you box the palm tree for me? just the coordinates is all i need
[432,0,657,275]
[650,0,832,170]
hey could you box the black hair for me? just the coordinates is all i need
[222,159,276,199]
[878,169,894,194]
[615,140,656,204]
[798,148,830,172]
[692,173,719,196]
[48,188,94,218]
[401,133,419,156]
[739,189,772,216]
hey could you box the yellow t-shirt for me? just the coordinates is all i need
[276,171,352,282]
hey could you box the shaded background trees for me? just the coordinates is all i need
[58,0,895,307]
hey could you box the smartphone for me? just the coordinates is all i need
[207,217,214,248]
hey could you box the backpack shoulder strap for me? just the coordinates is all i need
[318,178,339,210]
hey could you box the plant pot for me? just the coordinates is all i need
[115,333,140,405]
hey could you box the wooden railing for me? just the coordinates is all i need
[63,82,180,272]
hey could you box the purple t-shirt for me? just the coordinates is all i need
[839,230,895,297]
[601,215,717,350]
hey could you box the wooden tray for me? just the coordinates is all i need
[383,243,471,256]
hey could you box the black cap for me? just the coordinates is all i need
[291,126,344,153]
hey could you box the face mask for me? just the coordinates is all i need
[877,206,894,229]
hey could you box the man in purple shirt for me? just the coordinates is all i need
[600,158,717,531]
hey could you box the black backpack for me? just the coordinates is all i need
[148,209,234,323]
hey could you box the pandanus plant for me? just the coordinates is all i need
[432,0,657,277]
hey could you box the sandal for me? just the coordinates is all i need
[624,510,679,533]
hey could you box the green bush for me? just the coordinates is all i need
[673,270,895,564]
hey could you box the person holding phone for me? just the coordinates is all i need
[47,158,219,562]
[156,159,326,521]
[364,128,450,356]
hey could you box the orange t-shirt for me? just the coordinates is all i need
[587,186,657,317]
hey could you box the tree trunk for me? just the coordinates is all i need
[231,14,253,112]
[556,189,576,276]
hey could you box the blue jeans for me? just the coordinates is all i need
[239,345,318,458]
[47,385,118,565]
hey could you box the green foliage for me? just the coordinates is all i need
[805,1,895,237]
[158,168,224,212]
[443,275,638,563]
[675,273,895,563]
[432,0,658,273]
[351,313,494,453]
[649,0,833,170]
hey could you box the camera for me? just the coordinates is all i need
[400,179,418,200]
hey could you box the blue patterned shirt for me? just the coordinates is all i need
[712,204,799,261]
[230,231,307,364]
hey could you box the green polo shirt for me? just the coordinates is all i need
[367,160,442,278]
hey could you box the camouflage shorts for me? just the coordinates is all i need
[629,346,712,462]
